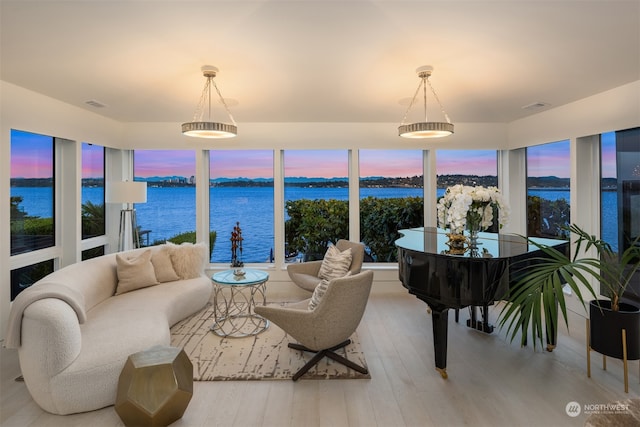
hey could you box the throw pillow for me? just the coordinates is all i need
[308,279,329,311]
[308,271,352,311]
[317,245,352,282]
[151,246,180,282]
[167,242,207,279]
[115,249,159,295]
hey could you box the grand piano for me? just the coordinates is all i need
[396,227,569,378]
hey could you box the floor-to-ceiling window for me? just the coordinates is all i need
[9,129,56,298]
[526,141,571,238]
[10,130,55,254]
[209,150,274,264]
[133,150,196,247]
[284,150,348,261]
[359,149,423,262]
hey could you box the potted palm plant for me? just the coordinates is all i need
[499,224,640,359]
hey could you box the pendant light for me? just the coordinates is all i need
[182,65,237,139]
[398,65,454,138]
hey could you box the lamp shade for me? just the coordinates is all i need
[106,181,147,204]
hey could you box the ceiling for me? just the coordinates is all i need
[1,1,639,125]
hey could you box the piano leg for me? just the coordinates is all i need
[429,306,449,379]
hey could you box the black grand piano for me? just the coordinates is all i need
[396,227,569,378]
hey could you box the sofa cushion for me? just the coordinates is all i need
[168,242,207,279]
[317,245,352,282]
[115,250,159,295]
[151,246,180,282]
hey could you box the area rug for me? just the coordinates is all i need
[170,303,370,381]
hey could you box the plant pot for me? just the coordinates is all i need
[589,299,640,360]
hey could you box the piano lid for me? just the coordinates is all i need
[395,227,567,259]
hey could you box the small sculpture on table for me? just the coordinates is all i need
[444,232,468,255]
[230,222,245,277]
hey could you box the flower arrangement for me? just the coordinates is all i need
[437,185,509,234]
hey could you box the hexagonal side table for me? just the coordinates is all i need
[115,345,193,427]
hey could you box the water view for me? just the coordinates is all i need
[11,185,619,262]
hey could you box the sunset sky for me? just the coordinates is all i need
[527,140,571,178]
[82,143,104,178]
[11,129,598,179]
[10,130,53,178]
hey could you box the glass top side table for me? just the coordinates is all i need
[210,269,269,338]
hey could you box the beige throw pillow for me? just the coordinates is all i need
[309,279,330,311]
[317,245,352,282]
[151,246,180,282]
[167,242,207,279]
[308,271,352,311]
[115,250,159,295]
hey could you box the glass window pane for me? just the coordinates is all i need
[436,150,499,232]
[359,150,423,262]
[209,150,274,264]
[11,260,54,300]
[10,130,55,255]
[82,143,105,239]
[133,150,196,247]
[436,150,498,191]
[615,127,640,304]
[82,246,105,261]
[284,150,348,261]
[600,132,617,250]
[526,141,571,238]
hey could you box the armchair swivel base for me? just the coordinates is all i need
[288,339,369,381]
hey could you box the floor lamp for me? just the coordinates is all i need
[106,181,147,252]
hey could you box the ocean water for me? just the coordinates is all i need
[11,186,619,261]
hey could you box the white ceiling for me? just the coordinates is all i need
[1,1,639,125]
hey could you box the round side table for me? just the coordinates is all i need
[210,269,269,338]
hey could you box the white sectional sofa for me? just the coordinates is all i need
[4,243,212,415]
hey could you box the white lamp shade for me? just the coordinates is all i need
[106,181,147,204]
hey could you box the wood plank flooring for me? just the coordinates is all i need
[1,284,638,426]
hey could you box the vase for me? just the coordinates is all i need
[466,222,481,249]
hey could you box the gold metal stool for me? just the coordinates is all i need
[115,345,193,427]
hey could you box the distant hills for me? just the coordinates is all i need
[11,175,618,190]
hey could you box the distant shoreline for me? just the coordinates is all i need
[10,175,609,190]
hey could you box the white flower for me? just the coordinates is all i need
[437,185,509,233]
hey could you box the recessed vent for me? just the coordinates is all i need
[85,99,107,108]
[522,102,550,110]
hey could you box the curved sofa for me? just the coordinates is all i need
[4,243,212,415]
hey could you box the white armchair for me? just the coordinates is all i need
[287,239,365,292]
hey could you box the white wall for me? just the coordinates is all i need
[507,81,640,149]
[120,121,510,150]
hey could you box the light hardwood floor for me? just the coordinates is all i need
[1,284,638,427]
